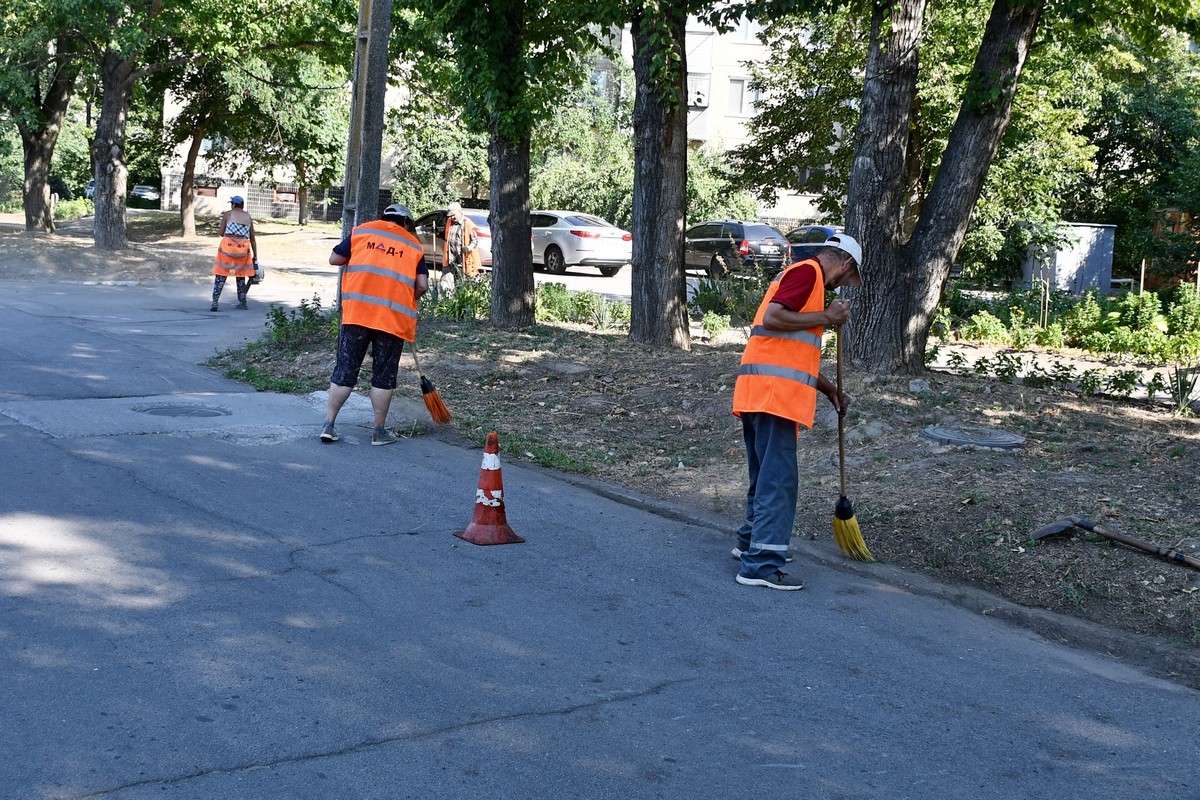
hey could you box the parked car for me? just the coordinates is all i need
[128,185,161,208]
[786,223,844,264]
[683,219,789,277]
[413,208,493,270]
[530,210,631,277]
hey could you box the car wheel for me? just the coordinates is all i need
[707,254,730,278]
[545,246,567,274]
[599,266,622,277]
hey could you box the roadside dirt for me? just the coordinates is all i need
[7,212,1199,686]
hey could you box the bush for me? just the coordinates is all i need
[960,310,1008,343]
[1062,291,1107,345]
[266,295,335,349]
[430,275,492,320]
[691,274,768,326]
[53,198,90,221]
[1167,283,1200,335]
[1116,290,1165,332]
[701,311,731,339]
[1035,322,1065,348]
[536,282,574,323]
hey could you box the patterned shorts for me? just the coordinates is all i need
[330,324,406,390]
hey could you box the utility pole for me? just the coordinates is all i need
[340,0,370,240]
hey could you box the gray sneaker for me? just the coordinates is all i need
[736,570,804,591]
[371,427,397,446]
[320,423,339,443]
[732,547,793,563]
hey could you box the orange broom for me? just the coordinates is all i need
[408,342,452,424]
[832,325,874,561]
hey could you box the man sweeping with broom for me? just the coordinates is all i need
[731,233,865,590]
[321,203,430,446]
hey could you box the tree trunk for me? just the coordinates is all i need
[91,50,135,250]
[488,131,535,328]
[847,0,1045,374]
[842,0,926,373]
[629,8,690,351]
[14,35,80,233]
[354,0,392,225]
[180,120,206,238]
[20,133,56,233]
[296,160,309,225]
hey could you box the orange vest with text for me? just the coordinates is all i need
[340,220,423,342]
[731,259,826,429]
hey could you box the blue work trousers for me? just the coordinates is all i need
[735,411,799,578]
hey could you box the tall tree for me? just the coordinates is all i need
[628,2,691,349]
[0,2,85,232]
[418,0,598,328]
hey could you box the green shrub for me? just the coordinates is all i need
[691,274,768,326]
[1062,291,1107,345]
[536,282,574,322]
[1117,290,1164,332]
[53,198,90,221]
[570,291,602,324]
[701,311,731,339]
[1035,322,1065,348]
[266,295,335,350]
[1167,283,1200,335]
[1079,368,1105,396]
[1106,369,1141,397]
[591,296,630,330]
[432,275,492,320]
[960,310,1008,343]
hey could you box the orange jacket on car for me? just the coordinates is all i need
[340,220,424,342]
[732,259,826,429]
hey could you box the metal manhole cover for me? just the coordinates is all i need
[135,404,232,418]
[921,424,1025,449]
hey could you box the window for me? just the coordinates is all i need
[687,73,710,108]
[727,78,760,116]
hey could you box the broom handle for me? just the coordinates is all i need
[836,325,847,497]
[409,340,424,375]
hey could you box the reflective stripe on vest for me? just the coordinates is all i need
[213,236,254,276]
[341,221,423,341]
[731,259,826,429]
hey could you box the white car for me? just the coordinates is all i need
[530,210,631,277]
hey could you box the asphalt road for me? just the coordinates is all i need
[1,276,1197,800]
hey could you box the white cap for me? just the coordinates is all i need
[825,233,862,265]
[447,201,463,214]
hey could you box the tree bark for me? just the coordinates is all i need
[14,35,81,233]
[488,131,535,328]
[846,0,1044,374]
[628,7,690,351]
[91,50,135,250]
[297,159,309,226]
[180,120,207,238]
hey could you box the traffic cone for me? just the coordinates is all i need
[454,431,524,546]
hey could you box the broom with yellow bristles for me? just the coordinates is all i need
[409,342,452,425]
[832,325,874,561]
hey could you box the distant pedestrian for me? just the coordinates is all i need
[441,202,481,293]
[321,204,429,446]
[211,195,258,311]
[731,234,865,590]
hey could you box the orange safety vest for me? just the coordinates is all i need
[444,215,482,277]
[340,220,424,342]
[213,236,254,277]
[731,259,826,429]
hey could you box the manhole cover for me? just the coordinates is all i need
[921,424,1025,449]
[135,404,231,418]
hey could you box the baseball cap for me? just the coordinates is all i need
[230,195,244,205]
[447,201,463,214]
[825,233,863,286]
[383,203,413,220]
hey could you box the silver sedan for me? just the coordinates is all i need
[530,210,632,277]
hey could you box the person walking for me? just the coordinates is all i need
[321,204,429,446]
[211,195,258,311]
[731,234,864,590]
[440,202,481,293]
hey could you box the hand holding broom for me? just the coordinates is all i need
[832,324,874,561]
[408,341,452,425]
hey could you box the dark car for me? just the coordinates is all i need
[413,208,493,270]
[128,185,161,209]
[683,219,789,277]
[786,223,844,264]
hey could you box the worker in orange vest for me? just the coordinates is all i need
[211,195,258,311]
[321,204,429,446]
[441,201,481,292]
[731,234,864,590]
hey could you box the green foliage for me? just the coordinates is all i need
[1166,283,1200,335]
[701,311,731,339]
[960,310,1009,343]
[1167,365,1199,415]
[533,283,628,326]
[53,198,90,220]
[687,146,758,224]
[536,282,575,323]
[1116,290,1165,331]
[265,296,336,350]
[428,276,493,321]
[691,274,769,327]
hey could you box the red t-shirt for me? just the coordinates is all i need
[771,262,818,311]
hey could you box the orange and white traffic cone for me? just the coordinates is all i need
[455,431,524,546]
